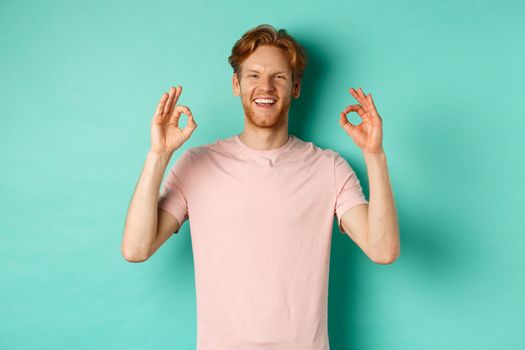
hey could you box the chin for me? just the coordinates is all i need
[241,100,290,128]
[248,112,287,128]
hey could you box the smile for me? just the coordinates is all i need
[253,98,277,108]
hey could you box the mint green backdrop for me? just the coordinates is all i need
[1,0,524,349]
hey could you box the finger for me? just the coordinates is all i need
[168,105,192,127]
[171,105,198,139]
[154,92,169,118]
[181,110,198,138]
[349,87,368,109]
[162,86,176,116]
[163,86,179,116]
[366,94,378,114]
[356,88,370,108]
[341,104,366,117]
[339,112,356,132]
[341,104,373,124]
[167,85,182,116]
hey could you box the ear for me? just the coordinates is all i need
[232,73,241,96]
[292,77,302,99]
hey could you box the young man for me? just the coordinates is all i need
[122,24,399,350]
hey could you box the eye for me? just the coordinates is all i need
[248,74,258,78]
[275,75,286,80]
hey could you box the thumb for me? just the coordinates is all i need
[339,113,356,134]
[181,113,198,139]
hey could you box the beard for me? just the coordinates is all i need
[241,96,291,129]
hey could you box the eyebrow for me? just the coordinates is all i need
[246,69,289,75]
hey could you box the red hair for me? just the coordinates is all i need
[228,24,308,84]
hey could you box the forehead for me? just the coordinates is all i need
[241,45,291,72]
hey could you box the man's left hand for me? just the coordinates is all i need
[339,87,384,154]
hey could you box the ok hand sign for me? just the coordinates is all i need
[339,87,384,155]
[150,85,198,154]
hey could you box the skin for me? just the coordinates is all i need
[231,49,399,263]
[339,87,400,264]
[232,45,301,150]
[121,85,197,262]
[150,85,197,154]
[124,43,399,264]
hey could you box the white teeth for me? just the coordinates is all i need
[254,98,276,104]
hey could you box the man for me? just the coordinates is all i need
[122,24,399,350]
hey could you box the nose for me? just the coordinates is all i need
[259,76,276,92]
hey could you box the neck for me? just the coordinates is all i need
[237,128,290,151]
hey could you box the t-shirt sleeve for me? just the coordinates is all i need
[158,151,190,233]
[334,152,368,234]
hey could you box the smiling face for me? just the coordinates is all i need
[232,45,301,130]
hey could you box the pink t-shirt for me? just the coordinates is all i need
[158,134,368,350]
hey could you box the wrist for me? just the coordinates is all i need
[147,149,173,165]
[363,149,386,160]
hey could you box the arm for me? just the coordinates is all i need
[339,87,400,264]
[121,150,179,262]
[121,85,197,262]
[341,151,399,264]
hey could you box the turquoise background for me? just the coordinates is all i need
[1,0,524,349]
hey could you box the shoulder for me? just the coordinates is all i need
[289,136,345,177]
[167,142,217,184]
[291,135,338,160]
[293,137,360,174]
[179,136,231,163]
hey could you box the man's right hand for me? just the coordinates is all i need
[150,85,197,154]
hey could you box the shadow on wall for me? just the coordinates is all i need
[288,35,328,139]
[289,34,472,349]
[287,35,366,349]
